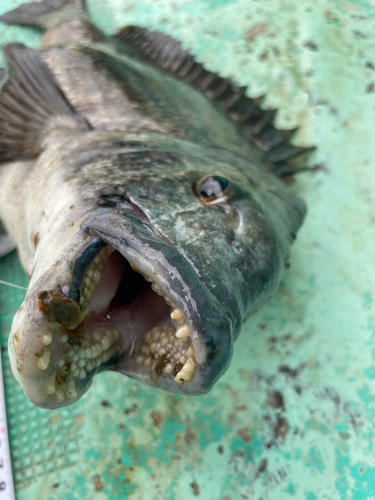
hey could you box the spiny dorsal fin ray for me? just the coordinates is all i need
[115,26,314,177]
[0,43,91,163]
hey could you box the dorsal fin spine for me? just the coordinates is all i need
[115,26,314,177]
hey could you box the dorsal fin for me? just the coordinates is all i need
[0,43,91,163]
[115,26,315,177]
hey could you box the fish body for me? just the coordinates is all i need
[0,0,310,408]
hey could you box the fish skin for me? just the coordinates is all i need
[0,0,308,408]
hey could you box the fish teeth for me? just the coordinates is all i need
[66,380,77,399]
[78,246,110,311]
[174,356,196,384]
[44,374,56,394]
[37,349,51,370]
[42,332,53,345]
[54,390,65,403]
[170,308,183,320]
[186,344,194,358]
[40,326,121,402]
[175,325,190,339]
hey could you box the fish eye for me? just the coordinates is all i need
[194,175,230,203]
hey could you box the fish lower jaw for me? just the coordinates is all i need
[30,244,198,407]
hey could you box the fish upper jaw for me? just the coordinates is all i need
[9,208,234,409]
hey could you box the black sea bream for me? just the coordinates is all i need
[0,0,313,408]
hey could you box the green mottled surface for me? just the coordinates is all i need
[0,0,374,498]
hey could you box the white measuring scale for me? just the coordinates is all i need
[0,353,15,499]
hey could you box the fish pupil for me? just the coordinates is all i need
[197,176,229,201]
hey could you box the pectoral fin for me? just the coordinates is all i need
[0,43,91,163]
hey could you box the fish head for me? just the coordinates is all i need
[9,134,306,408]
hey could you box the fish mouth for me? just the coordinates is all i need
[14,208,233,408]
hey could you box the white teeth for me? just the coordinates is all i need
[101,337,111,351]
[66,379,77,399]
[175,325,190,339]
[94,331,101,342]
[174,356,196,384]
[78,246,110,310]
[37,349,51,370]
[170,309,183,320]
[61,334,69,343]
[54,390,65,403]
[79,369,86,379]
[136,355,145,364]
[142,346,150,356]
[42,332,53,345]
[92,345,101,358]
[186,345,194,358]
[93,270,101,284]
[164,364,173,375]
[44,374,56,394]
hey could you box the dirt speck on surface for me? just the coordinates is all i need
[237,427,252,443]
[93,474,104,492]
[246,23,268,41]
[304,41,318,51]
[151,410,164,428]
[74,414,84,426]
[184,426,197,444]
[275,415,289,440]
[191,480,200,496]
[258,458,268,473]
[266,390,285,410]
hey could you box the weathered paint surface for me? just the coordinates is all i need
[0,0,375,498]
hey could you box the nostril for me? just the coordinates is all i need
[97,195,150,223]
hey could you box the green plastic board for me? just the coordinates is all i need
[0,0,375,499]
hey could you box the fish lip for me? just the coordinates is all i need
[81,208,234,394]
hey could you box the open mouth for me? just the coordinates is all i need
[12,208,232,409]
[37,241,197,404]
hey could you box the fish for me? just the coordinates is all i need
[0,0,313,409]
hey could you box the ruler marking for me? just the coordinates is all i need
[0,354,15,499]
